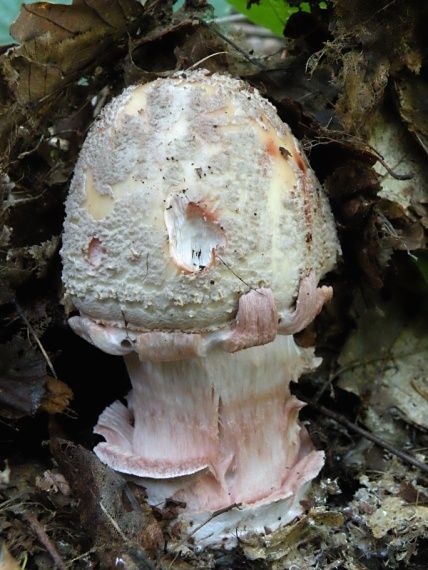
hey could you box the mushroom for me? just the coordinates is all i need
[61,70,340,548]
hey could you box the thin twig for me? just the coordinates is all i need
[0,494,26,512]
[25,512,66,570]
[312,354,393,403]
[167,502,242,568]
[359,0,398,27]
[187,502,242,538]
[66,547,97,566]
[217,255,266,296]
[195,17,267,70]
[217,255,255,292]
[98,501,127,542]
[0,416,19,431]
[301,396,428,477]
[368,145,414,180]
[187,51,229,70]
[312,348,427,403]
[15,302,58,378]
[208,14,248,24]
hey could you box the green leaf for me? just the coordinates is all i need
[226,0,310,37]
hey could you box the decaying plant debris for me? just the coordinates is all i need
[0,0,427,567]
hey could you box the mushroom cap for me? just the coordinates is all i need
[61,70,339,332]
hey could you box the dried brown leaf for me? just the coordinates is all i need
[52,440,163,565]
[395,73,428,154]
[0,337,47,419]
[10,0,139,43]
[40,376,73,415]
[0,0,144,151]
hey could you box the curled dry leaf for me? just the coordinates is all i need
[368,497,428,540]
[40,376,73,415]
[35,469,71,496]
[369,109,428,214]
[338,300,428,433]
[0,0,144,152]
[394,73,428,155]
[0,337,47,419]
[241,511,345,562]
[333,0,423,133]
[51,440,163,565]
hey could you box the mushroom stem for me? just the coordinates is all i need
[94,335,324,546]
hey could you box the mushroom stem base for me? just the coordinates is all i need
[94,335,324,547]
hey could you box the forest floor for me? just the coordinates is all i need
[1,1,428,568]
